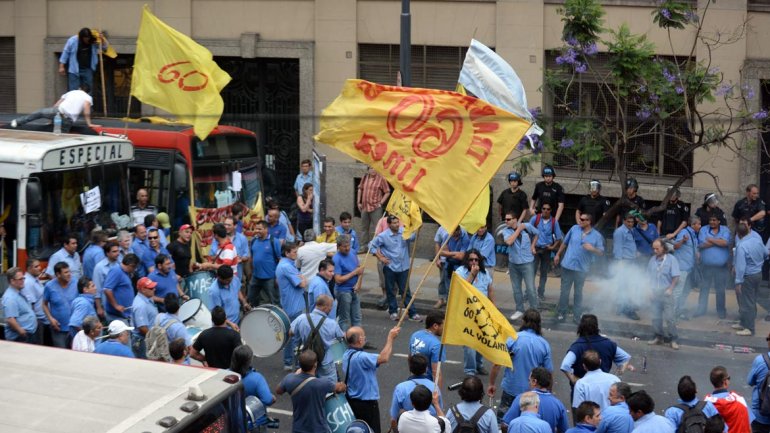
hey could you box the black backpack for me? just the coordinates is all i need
[450,405,489,433]
[759,354,770,417]
[674,401,707,433]
[298,313,326,364]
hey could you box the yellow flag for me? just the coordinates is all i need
[442,273,517,368]
[315,80,530,233]
[385,189,422,239]
[460,185,489,234]
[91,29,117,58]
[131,5,232,139]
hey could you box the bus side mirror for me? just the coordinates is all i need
[26,178,42,227]
[173,162,188,194]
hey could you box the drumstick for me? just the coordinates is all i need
[396,236,450,327]
[353,250,371,293]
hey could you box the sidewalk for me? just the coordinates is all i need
[353,255,769,352]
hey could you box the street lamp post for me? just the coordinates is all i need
[399,0,411,87]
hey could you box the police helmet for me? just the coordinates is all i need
[703,193,718,206]
[542,165,556,177]
[508,171,523,185]
[589,179,601,192]
[625,177,639,190]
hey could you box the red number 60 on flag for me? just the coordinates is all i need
[157,61,209,92]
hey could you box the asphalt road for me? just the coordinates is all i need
[251,309,761,432]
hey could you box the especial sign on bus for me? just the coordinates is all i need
[42,141,134,170]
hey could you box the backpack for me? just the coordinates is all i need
[759,354,770,417]
[450,405,489,433]
[298,313,326,364]
[146,316,178,362]
[674,401,707,433]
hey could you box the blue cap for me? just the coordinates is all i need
[542,165,555,177]
[508,171,522,184]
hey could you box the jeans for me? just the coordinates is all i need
[12,332,38,344]
[534,248,553,296]
[132,334,147,359]
[508,262,537,312]
[677,268,698,314]
[68,68,94,91]
[15,107,73,132]
[336,291,361,331]
[360,207,383,249]
[249,277,278,306]
[438,262,460,301]
[463,347,484,375]
[652,292,678,341]
[383,266,416,316]
[558,268,586,318]
[739,273,762,334]
[284,312,300,367]
[51,330,69,348]
[697,265,728,317]
[672,270,689,311]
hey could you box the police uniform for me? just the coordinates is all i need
[732,197,767,232]
[695,206,727,227]
[618,195,645,221]
[497,188,529,218]
[578,194,611,226]
[655,201,690,236]
[532,181,565,212]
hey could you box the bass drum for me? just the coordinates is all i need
[240,304,291,357]
[177,298,213,330]
[324,393,356,433]
[184,270,215,306]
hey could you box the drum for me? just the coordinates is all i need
[184,270,215,306]
[240,304,291,357]
[186,326,203,344]
[178,298,213,330]
[328,340,347,364]
[324,393,355,433]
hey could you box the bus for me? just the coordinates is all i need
[0,129,134,270]
[0,341,245,432]
[89,118,268,228]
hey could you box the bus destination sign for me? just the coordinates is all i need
[42,142,134,170]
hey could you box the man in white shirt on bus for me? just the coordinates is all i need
[10,84,96,132]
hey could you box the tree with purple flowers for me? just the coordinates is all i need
[516,0,768,226]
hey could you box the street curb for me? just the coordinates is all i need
[358,294,766,354]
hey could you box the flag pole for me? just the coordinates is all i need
[396,234,450,327]
[399,219,423,307]
[98,34,107,117]
[353,248,372,293]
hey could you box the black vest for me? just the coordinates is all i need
[567,335,618,378]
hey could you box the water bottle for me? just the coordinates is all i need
[53,113,62,135]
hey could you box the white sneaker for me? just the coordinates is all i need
[731,323,744,330]
[10,120,17,128]
[509,311,523,321]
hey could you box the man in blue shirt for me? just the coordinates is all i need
[502,211,539,319]
[293,159,315,197]
[276,242,308,370]
[627,391,675,433]
[489,309,552,418]
[503,367,569,433]
[530,204,562,302]
[266,207,290,244]
[554,213,604,323]
[389,353,441,429]
[131,277,159,358]
[21,259,47,344]
[344,325,401,433]
[333,235,363,331]
[371,215,421,321]
[613,213,640,321]
[46,235,82,281]
[664,375,720,429]
[207,265,247,330]
[2,267,38,343]
[93,241,121,318]
[647,239,681,349]
[573,351,620,412]
[290,295,344,381]
[734,222,767,336]
[631,212,658,258]
[447,376,499,433]
[503,391,553,433]
[249,221,282,306]
[567,401,602,433]
[748,336,770,431]
[142,228,172,275]
[82,230,107,279]
[695,215,731,319]
[131,225,151,278]
[156,294,193,351]
[436,226,469,308]
[94,320,135,358]
[42,262,78,348]
[148,254,187,307]
[336,212,360,253]
[673,216,700,319]
[469,225,496,268]
[597,382,634,433]
[308,259,337,320]
[68,277,97,338]
[103,254,140,324]
[409,310,445,385]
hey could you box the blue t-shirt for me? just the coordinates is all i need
[208,277,242,325]
[307,276,336,320]
[698,225,731,266]
[94,339,135,358]
[103,266,134,317]
[343,348,381,400]
[332,251,359,292]
[131,293,159,338]
[390,376,440,418]
[82,244,106,279]
[43,278,78,332]
[409,329,445,381]
[500,329,553,397]
[278,373,334,433]
[2,289,37,340]
[469,232,496,267]
[503,224,537,264]
[504,389,569,433]
[561,225,604,273]
[148,269,179,299]
[68,294,96,329]
[242,369,274,426]
[632,224,659,256]
[335,226,360,252]
[251,235,281,279]
[276,258,306,317]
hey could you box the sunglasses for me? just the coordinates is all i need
[148,236,159,240]
[505,218,513,221]
[468,258,479,262]
[541,207,552,211]
[580,218,590,222]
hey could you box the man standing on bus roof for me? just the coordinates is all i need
[10,83,96,133]
[294,159,317,197]
[2,267,38,343]
[45,234,82,281]
[130,189,158,228]
[58,27,109,92]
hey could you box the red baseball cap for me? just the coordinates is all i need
[137,277,158,290]
[179,224,193,232]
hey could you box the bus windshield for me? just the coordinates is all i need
[193,134,258,161]
[191,134,261,209]
[28,164,130,259]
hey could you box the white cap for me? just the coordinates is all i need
[108,320,134,336]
